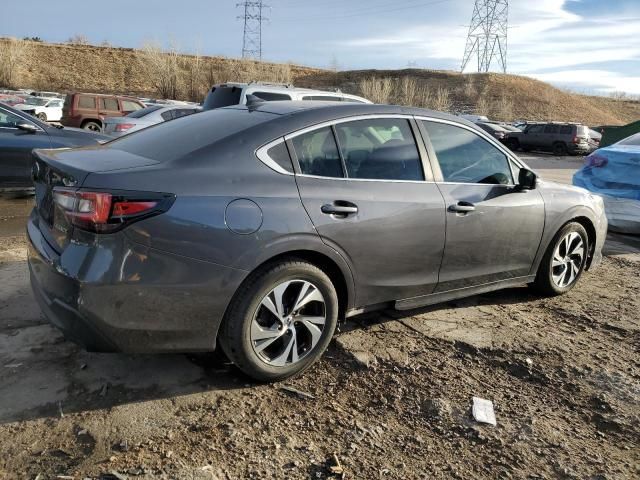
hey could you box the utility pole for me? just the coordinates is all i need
[461,0,508,73]
[237,1,268,60]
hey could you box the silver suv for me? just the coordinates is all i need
[505,122,591,156]
[203,82,370,110]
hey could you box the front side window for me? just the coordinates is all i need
[527,125,544,134]
[334,118,423,180]
[122,100,142,112]
[291,127,343,178]
[0,108,26,128]
[422,121,514,185]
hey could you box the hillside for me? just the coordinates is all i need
[3,39,639,125]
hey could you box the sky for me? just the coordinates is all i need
[1,0,639,95]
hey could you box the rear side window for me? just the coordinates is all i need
[266,142,294,173]
[422,121,513,185]
[544,124,560,134]
[174,108,197,119]
[291,127,343,178]
[203,86,243,110]
[334,118,423,180]
[252,91,292,101]
[108,108,275,162]
[78,95,96,109]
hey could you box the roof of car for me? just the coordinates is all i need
[223,100,466,123]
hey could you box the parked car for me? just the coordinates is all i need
[103,104,201,137]
[61,93,145,132]
[486,121,521,133]
[202,82,371,110]
[0,94,25,107]
[588,128,602,152]
[505,122,591,155]
[459,114,489,123]
[14,96,64,122]
[28,102,606,381]
[476,122,509,142]
[30,91,65,99]
[573,132,640,234]
[0,103,110,194]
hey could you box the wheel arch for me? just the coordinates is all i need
[81,118,102,128]
[572,215,597,269]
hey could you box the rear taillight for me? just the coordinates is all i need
[115,123,135,132]
[53,188,174,233]
[584,154,608,168]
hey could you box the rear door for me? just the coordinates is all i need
[99,96,121,119]
[290,116,446,307]
[0,106,51,189]
[419,119,545,291]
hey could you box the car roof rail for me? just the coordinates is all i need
[247,81,294,88]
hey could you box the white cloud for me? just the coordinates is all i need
[336,0,640,94]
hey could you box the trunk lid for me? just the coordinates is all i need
[32,146,160,252]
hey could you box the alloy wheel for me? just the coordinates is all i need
[551,232,585,288]
[250,279,327,367]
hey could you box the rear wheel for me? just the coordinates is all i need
[532,222,588,296]
[219,260,339,382]
[36,112,47,122]
[82,121,102,132]
[552,142,568,156]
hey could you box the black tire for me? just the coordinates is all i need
[531,222,588,296]
[82,121,102,132]
[552,142,568,156]
[219,259,339,382]
[506,138,520,151]
[522,147,532,153]
[36,112,47,121]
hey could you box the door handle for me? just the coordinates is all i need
[448,201,476,213]
[321,203,358,215]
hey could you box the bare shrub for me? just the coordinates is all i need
[138,42,180,99]
[358,77,393,104]
[0,38,30,88]
[272,62,292,84]
[416,86,433,108]
[432,86,452,112]
[494,94,514,121]
[183,52,205,102]
[398,76,419,106]
[462,75,476,99]
[67,34,89,45]
[475,95,489,116]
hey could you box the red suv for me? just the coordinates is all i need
[61,93,145,132]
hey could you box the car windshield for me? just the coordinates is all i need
[127,105,163,118]
[25,97,49,106]
[617,133,640,146]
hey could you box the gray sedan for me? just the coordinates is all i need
[103,104,200,136]
[28,102,607,381]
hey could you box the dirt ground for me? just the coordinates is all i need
[1,154,639,479]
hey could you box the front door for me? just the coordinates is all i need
[420,119,545,292]
[290,117,446,307]
[0,107,51,189]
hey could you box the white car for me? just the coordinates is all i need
[14,96,64,122]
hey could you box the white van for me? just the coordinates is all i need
[203,82,371,110]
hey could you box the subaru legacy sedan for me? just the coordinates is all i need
[28,102,607,381]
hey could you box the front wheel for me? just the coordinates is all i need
[36,112,47,121]
[219,260,339,382]
[506,138,520,151]
[532,222,588,296]
[82,121,102,132]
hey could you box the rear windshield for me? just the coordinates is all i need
[127,105,163,118]
[106,107,275,162]
[203,86,243,110]
[617,133,640,146]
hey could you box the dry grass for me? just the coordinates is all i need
[358,77,393,104]
[0,38,29,88]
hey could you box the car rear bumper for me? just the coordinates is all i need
[27,213,248,353]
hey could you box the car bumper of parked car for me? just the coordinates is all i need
[27,214,248,353]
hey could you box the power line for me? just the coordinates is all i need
[237,1,269,60]
[461,0,508,73]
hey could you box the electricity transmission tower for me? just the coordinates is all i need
[461,0,508,73]
[237,1,268,60]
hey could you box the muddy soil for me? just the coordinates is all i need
[0,193,639,479]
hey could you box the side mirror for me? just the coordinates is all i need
[518,168,537,190]
[17,122,38,134]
